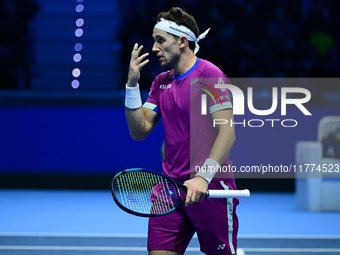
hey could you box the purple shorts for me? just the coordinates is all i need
[147,178,239,254]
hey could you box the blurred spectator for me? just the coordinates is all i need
[119,0,340,98]
[0,0,40,89]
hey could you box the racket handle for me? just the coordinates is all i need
[207,189,250,198]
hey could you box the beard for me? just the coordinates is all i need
[160,59,172,70]
[159,54,179,70]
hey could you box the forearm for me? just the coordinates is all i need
[125,107,151,141]
[209,126,236,164]
[208,127,235,165]
[195,109,235,183]
[208,109,235,165]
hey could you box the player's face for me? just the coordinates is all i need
[152,28,181,69]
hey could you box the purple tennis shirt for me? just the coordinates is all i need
[143,58,233,182]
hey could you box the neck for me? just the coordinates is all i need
[173,50,197,77]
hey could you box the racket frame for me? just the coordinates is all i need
[111,168,187,217]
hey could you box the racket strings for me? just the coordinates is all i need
[140,171,150,213]
[152,175,168,214]
[123,172,135,211]
[144,171,156,213]
[152,175,175,214]
[113,170,179,215]
[164,177,175,206]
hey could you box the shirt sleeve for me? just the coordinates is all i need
[208,77,232,114]
[200,69,233,114]
[143,75,161,116]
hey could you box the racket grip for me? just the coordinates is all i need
[207,189,250,198]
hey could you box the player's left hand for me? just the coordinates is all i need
[184,176,208,205]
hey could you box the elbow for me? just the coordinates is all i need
[128,125,150,141]
[130,132,147,141]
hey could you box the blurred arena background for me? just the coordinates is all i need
[0,0,339,190]
[0,1,340,254]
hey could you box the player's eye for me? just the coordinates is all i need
[157,38,165,44]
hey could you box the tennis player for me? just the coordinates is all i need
[125,7,238,255]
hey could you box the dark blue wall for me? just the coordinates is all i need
[0,105,339,176]
[0,105,164,174]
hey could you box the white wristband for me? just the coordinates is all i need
[195,158,220,184]
[125,84,142,109]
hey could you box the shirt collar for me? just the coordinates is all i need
[173,58,200,81]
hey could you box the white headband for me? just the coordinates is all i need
[154,18,210,54]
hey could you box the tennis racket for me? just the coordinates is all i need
[111,168,250,217]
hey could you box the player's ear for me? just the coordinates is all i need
[179,36,189,49]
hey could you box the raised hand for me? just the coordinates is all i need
[127,43,149,87]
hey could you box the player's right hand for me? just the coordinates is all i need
[183,176,208,206]
[127,43,149,87]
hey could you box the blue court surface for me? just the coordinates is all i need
[1,190,340,255]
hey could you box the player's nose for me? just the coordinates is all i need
[152,42,159,53]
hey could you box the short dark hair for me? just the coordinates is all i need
[156,7,200,52]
